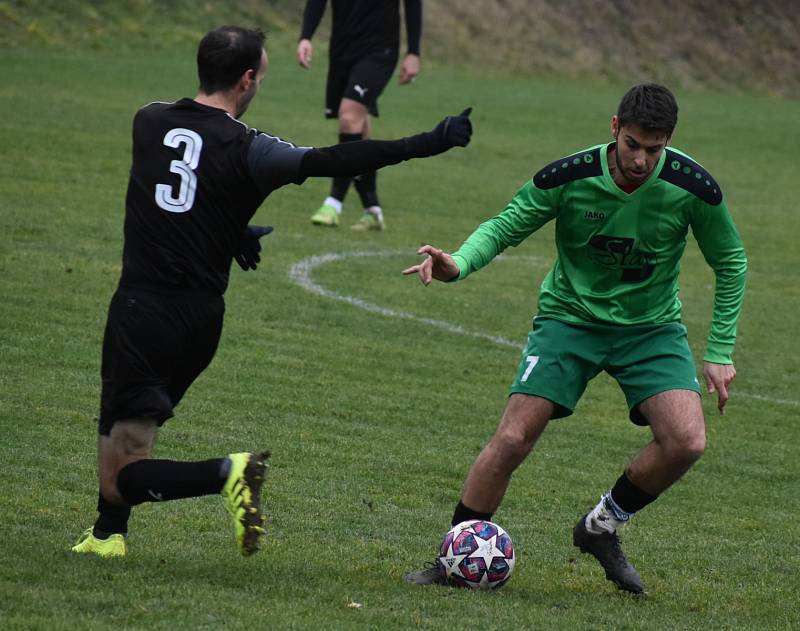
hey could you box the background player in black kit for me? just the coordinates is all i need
[71,25,471,558]
[298,0,422,231]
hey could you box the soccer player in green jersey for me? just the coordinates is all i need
[402,83,747,593]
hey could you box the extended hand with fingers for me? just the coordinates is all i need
[401,245,460,286]
[235,225,274,271]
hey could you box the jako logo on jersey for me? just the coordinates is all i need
[354,84,368,98]
[583,210,606,220]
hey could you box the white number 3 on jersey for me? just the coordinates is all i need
[155,128,203,213]
[521,355,540,382]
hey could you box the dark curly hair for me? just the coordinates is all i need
[617,83,678,137]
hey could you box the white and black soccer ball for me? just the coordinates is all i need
[437,519,516,589]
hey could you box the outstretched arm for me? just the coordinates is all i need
[246,109,471,196]
[402,178,559,287]
[298,108,472,178]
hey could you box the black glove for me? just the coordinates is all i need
[234,225,273,271]
[426,107,473,154]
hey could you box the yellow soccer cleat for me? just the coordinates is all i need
[71,528,126,558]
[350,211,385,231]
[310,204,340,227]
[222,451,270,556]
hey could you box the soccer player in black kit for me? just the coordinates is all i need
[71,25,471,558]
[298,0,422,231]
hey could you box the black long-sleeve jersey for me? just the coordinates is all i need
[120,98,444,295]
[300,0,422,62]
[121,98,308,295]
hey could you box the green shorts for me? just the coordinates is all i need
[509,316,701,425]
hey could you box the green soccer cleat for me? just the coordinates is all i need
[310,204,340,227]
[71,528,126,558]
[350,212,385,232]
[222,451,270,556]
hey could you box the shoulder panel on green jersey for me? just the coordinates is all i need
[658,148,723,206]
[532,147,602,190]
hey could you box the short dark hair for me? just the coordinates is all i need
[197,26,265,94]
[616,83,678,137]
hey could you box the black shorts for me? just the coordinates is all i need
[325,48,398,119]
[98,285,224,435]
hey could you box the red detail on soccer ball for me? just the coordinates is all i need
[437,520,515,589]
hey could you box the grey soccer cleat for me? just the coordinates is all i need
[573,513,645,594]
[404,560,448,586]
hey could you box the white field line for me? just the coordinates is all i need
[287,250,798,409]
[288,250,522,348]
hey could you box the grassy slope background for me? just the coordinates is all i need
[2,0,800,95]
[1,2,799,630]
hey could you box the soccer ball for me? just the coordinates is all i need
[437,519,516,589]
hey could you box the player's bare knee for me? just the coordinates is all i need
[683,431,706,463]
[682,415,706,461]
[665,429,706,466]
[338,104,366,133]
[338,113,363,134]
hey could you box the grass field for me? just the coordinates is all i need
[1,39,799,630]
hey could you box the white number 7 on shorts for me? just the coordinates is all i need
[521,355,540,382]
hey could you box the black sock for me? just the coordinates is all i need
[330,177,351,201]
[116,458,227,506]
[609,472,657,514]
[451,500,494,527]
[330,132,362,200]
[94,492,131,537]
[353,170,379,208]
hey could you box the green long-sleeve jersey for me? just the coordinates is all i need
[451,143,747,364]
